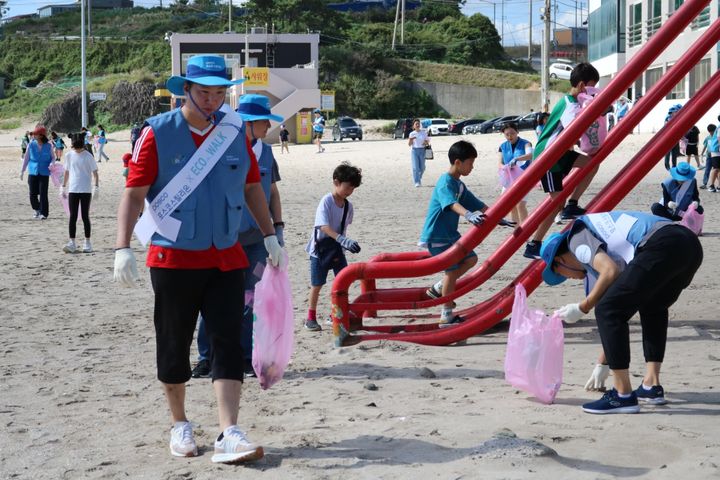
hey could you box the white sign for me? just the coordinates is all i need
[320,90,335,112]
[89,92,106,101]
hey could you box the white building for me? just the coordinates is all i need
[588,0,718,132]
[168,31,321,143]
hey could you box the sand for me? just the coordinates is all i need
[1,121,719,479]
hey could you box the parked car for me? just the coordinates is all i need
[449,118,485,135]
[549,62,573,80]
[393,118,413,139]
[427,118,450,135]
[474,116,502,134]
[517,112,541,131]
[332,116,363,141]
[491,115,521,132]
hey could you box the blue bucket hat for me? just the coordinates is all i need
[670,161,696,182]
[540,232,571,286]
[313,108,321,114]
[236,94,284,122]
[166,55,244,96]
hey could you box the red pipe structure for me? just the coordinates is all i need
[331,1,717,346]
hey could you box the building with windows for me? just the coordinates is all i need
[168,31,321,143]
[588,0,717,131]
[37,0,133,18]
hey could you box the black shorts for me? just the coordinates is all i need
[150,267,245,384]
[313,131,323,140]
[711,156,720,169]
[685,144,698,155]
[540,150,580,193]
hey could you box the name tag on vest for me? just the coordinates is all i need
[586,212,638,263]
[134,109,244,246]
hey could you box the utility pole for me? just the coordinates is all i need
[228,0,232,32]
[81,0,88,127]
[87,0,91,40]
[391,0,400,50]
[401,0,405,45]
[541,0,551,111]
[528,0,533,64]
[501,0,504,47]
[574,0,578,63]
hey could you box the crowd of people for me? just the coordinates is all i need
[17,55,716,466]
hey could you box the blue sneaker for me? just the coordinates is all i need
[582,389,640,414]
[634,384,667,405]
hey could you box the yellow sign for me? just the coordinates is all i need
[320,90,335,112]
[154,88,171,97]
[243,67,270,87]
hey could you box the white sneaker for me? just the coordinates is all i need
[414,182,421,187]
[169,421,198,457]
[63,240,77,254]
[82,239,93,253]
[211,425,264,464]
[33,210,41,219]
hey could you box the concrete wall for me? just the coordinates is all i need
[411,81,564,118]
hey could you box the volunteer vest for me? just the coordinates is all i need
[574,211,670,263]
[313,116,325,132]
[500,137,531,170]
[662,178,695,213]
[237,141,273,233]
[145,108,250,250]
[27,140,53,176]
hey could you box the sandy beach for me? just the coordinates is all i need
[0,121,718,479]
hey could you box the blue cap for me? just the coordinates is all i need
[313,108,321,114]
[670,161,696,182]
[236,94,284,122]
[166,55,244,96]
[540,232,571,286]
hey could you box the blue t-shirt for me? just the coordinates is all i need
[420,173,487,245]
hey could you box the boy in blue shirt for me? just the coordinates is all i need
[421,140,487,325]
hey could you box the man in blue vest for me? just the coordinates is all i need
[113,55,286,464]
[540,211,702,414]
[192,94,285,379]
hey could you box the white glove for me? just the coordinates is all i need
[555,303,585,324]
[667,201,677,210]
[92,185,99,199]
[691,201,699,209]
[60,186,68,198]
[584,364,610,391]
[19,171,24,181]
[508,159,518,167]
[264,234,288,270]
[113,248,139,287]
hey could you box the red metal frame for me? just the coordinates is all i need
[330,1,717,346]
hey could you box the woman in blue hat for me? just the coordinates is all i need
[113,55,286,464]
[193,93,285,379]
[651,161,703,221]
[539,211,702,414]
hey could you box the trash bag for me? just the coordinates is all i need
[48,162,70,216]
[498,164,523,189]
[679,202,704,236]
[251,252,294,390]
[504,284,564,404]
[577,86,608,155]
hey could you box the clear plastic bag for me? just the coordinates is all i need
[504,284,564,404]
[251,253,294,390]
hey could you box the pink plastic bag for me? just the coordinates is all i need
[504,284,564,404]
[48,162,70,216]
[679,202,704,236]
[251,253,294,390]
[498,164,523,189]
[577,86,607,155]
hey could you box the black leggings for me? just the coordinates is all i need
[68,192,92,239]
[594,225,703,370]
[28,174,49,217]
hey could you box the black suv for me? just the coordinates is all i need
[332,116,363,141]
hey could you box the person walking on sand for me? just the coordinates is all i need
[408,119,430,187]
[51,131,66,162]
[279,124,290,154]
[312,109,325,153]
[20,126,54,220]
[113,55,287,464]
[62,133,99,253]
[540,211,702,413]
[96,124,110,162]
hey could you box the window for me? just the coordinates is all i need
[691,6,711,29]
[689,58,711,97]
[645,66,663,95]
[646,0,662,38]
[669,0,683,13]
[666,64,686,100]
[628,3,643,47]
[588,0,626,61]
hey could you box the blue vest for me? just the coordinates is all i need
[238,141,274,233]
[313,116,324,132]
[574,211,670,254]
[27,140,53,176]
[500,137,531,170]
[145,109,250,250]
[662,178,695,213]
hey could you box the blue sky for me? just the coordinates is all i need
[5,0,587,47]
